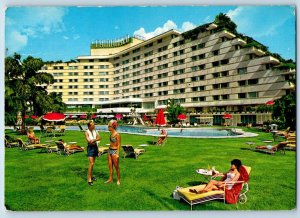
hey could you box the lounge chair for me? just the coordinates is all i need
[55,125,66,136]
[98,146,109,157]
[5,137,19,148]
[286,135,296,150]
[276,127,290,137]
[55,141,84,156]
[122,145,145,159]
[45,126,54,137]
[177,165,251,210]
[16,138,47,150]
[250,141,287,155]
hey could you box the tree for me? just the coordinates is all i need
[166,99,185,125]
[5,53,65,134]
[214,13,237,34]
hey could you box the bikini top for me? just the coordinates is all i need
[110,133,118,143]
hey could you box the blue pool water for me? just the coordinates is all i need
[65,125,246,138]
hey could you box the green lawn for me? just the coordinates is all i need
[4,128,296,211]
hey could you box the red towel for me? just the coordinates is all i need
[225,166,249,204]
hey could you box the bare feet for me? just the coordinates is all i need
[199,190,207,194]
[117,181,120,186]
[189,189,197,193]
[104,179,112,184]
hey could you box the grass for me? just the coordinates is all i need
[4,127,296,211]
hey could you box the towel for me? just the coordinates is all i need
[225,165,249,204]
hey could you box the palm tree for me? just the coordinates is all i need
[214,13,237,33]
[5,53,60,134]
[166,99,185,125]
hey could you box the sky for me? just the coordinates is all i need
[5,6,296,62]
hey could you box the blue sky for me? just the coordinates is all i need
[5,6,296,61]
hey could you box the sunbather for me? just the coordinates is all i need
[255,141,287,151]
[58,139,84,151]
[27,129,40,144]
[190,159,242,194]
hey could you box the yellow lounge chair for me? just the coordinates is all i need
[16,138,47,150]
[177,166,251,210]
[98,146,109,157]
[122,145,145,159]
[5,137,19,148]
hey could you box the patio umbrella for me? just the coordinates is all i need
[115,113,123,120]
[91,114,97,119]
[24,115,29,119]
[31,115,38,119]
[223,113,232,119]
[143,114,150,121]
[154,109,166,126]
[266,100,275,105]
[42,112,65,122]
[80,115,87,119]
[177,113,187,121]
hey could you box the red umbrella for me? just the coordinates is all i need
[115,114,123,120]
[91,114,97,119]
[42,112,65,122]
[143,114,150,121]
[223,113,232,119]
[31,115,38,119]
[80,115,87,119]
[24,115,29,119]
[266,100,275,105]
[177,113,187,120]
[154,109,166,126]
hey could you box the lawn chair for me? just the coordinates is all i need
[122,145,145,159]
[251,142,287,155]
[55,141,84,156]
[55,125,66,136]
[286,134,296,150]
[176,166,251,210]
[98,146,109,157]
[5,137,19,148]
[45,126,54,137]
[16,138,36,150]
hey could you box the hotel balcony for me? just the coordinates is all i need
[206,23,218,30]
[246,46,265,56]
[219,30,236,39]
[231,38,247,46]
[279,68,296,75]
[261,56,280,64]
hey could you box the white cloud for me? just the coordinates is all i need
[133,20,197,40]
[63,36,69,40]
[73,35,80,40]
[114,25,119,30]
[5,7,67,53]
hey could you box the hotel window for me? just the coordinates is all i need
[84,72,93,76]
[173,69,185,75]
[248,79,259,85]
[133,87,140,91]
[248,92,258,98]
[158,54,168,61]
[158,82,168,87]
[212,61,220,67]
[122,52,130,57]
[68,92,78,95]
[53,72,63,76]
[221,83,229,88]
[144,76,153,81]
[84,85,94,88]
[221,71,229,77]
[144,51,153,57]
[192,97,206,102]
[84,78,94,82]
[158,100,168,105]
[221,37,228,42]
[68,79,77,82]
[132,63,140,69]
[133,79,141,84]
[158,73,168,79]
[68,72,78,76]
[158,91,168,96]
[54,79,63,83]
[192,86,205,91]
[133,94,141,98]
[235,45,242,50]
[157,63,168,70]
[68,85,78,89]
[68,66,78,70]
[54,86,63,89]
[114,77,120,81]
[144,42,153,48]
[99,72,109,76]
[158,45,168,52]
[145,84,153,90]
[133,71,141,76]
[173,88,185,94]
[99,91,109,95]
[114,84,120,88]
[173,49,184,57]
[114,90,119,94]
[171,34,178,39]
[191,53,205,61]
[212,50,219,56]
[238,67,247,75]
[122,60,130,65]
[89,59,94,62]
[114,63,120,67]
[238,80,247,86]
[68,98,78,101]
[99,78,108,82]
[122,81,130,86]
[84,65,94,69]
[144,93,153,97]
[123,89,130,93]
[114,57,120,60]
[213,95,220,100]
[123,66,130,72]
[173,59,185,66]
[98,58,109,62]
[221,59,229,65]
[191,42,205,51]
[144,59,153,65]
[191,75,205,81]
[83,92,94,95]
[174,98,185,103]
[191,64,205,72]
[157,38,163,43]
[173,79,185,85]
[132,48,140,53]
[83,98,93,101]
[238,93,247,99]
[99,98,109,101]
[221,94,229,100]
[99,65,109,69]
[144,68,153,73]
[132,55,140,61]
[99,85,109,88]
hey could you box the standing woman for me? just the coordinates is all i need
[105,120,121,185]
[85,121,101,186]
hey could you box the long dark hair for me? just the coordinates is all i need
[231,159,242,171]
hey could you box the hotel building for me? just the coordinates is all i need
[42,23,295,125]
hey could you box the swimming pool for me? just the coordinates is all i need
[65,125,257,138]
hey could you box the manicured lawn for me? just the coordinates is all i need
[4,127,296,211]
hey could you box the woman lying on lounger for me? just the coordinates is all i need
[27,129,40,144]
[255,141,287,150]
[57,139,84,151]
[190,159,242,194]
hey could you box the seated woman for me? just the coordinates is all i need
[157,129,167,145]
[27,130,40,144]
[57,139,84,151]
[190,159,242,194]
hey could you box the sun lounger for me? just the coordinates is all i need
[98,146,109,157]
[122,145,145,159]
[5,137,19,148]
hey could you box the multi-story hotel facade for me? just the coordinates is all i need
[42,23,295,126]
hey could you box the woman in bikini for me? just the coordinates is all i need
[85,121,101,186]
[105,120,121,185]
[27,129,40,144]
[190,159,242,194]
